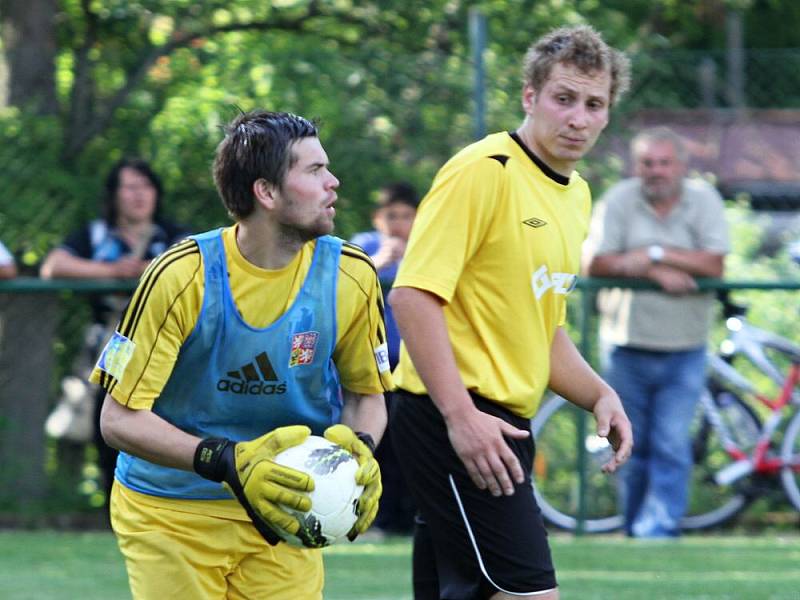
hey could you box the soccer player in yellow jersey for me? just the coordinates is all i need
[90,110,390,599]
[389,26,634,600]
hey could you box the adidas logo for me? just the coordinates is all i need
[216,351,287,395]
[523,217,547,228]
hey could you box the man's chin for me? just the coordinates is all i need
[643,184,675,201]
[306,220,335,240]
[554,146,589,165]
[279,221,333,245]
[316,219,335,236]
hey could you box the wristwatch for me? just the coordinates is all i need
[647,244,665,264]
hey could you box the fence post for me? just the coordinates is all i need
[469,8,487,140]
[574,286,597,534]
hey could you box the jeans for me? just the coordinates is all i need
[606,345,707,538]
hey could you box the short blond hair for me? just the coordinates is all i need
[522,25,631,106]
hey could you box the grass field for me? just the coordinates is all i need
[1,530,800,599]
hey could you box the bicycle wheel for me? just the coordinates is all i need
[780,409,800,511]
[681,385,760,530]
[530,394,623,533]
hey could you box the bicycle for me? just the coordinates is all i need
[531,295,800,532]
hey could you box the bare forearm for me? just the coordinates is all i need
[659,248,724,277]
[40,249,116,279]
[389,286,473,422]
[588,249,723,279]
[341,391,387,445]
[100,394,200,471]
[587,253,637,278]
[548,328,614,412]
[548,328,632,472]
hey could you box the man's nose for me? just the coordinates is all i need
[327,172,340,189]
[568,105,589,129]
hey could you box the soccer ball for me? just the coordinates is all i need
[273,435,363,548]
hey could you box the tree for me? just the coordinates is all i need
[0,0,58,113]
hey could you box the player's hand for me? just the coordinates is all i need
[194,425,314,545]
[592,392,633,473]
[446,406,530,497]
[324,424,382,541]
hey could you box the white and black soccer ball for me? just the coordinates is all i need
[273,435,363,548]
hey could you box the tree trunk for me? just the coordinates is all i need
[0,0,59,114]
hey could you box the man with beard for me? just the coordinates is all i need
[586,126,730,537]
[91,110,389,598]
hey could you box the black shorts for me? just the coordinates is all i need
[390,389,556,599]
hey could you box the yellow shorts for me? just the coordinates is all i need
[110,482,323,600]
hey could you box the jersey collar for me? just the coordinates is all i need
[508,131,571,186]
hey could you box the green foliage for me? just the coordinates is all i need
[721,202,800,342]
[0,110,98,270]
[2,0,800,263]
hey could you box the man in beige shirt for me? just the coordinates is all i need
[586,126,729,537]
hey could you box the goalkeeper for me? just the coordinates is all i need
[90,110,389,600]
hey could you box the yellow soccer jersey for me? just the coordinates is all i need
[90,225,392,409]
[393,132,591,418]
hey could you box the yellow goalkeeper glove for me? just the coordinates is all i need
[323,424,382,541]
[194,425,314,545]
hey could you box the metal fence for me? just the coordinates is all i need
[3,275,800,529]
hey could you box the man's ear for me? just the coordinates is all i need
[522,84,537,114]
[253,178,277,210]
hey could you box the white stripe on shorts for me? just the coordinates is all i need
[448,474,557,597]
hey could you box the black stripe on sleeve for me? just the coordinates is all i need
[119,240,198,340]
[374,280,386,323]
[341,244,377,275]
[489,154,510,166]
[337,262,390,392]
[99,370,117,392]
[116,238,195,334]
[110,256,202,400]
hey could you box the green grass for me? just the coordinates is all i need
[1,531,800,599]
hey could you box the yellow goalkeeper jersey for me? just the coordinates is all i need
[392,131,591,418]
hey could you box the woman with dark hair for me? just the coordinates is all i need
[41,158,189,506]
[42,158,183,292]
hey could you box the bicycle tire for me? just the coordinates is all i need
[681,385,759,530]
[780,408,800,512]
[530,394,623,533]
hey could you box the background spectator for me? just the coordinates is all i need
[351,182,419,367]
[350,181,419,536]
[585,126,730,538]
[40,157,189,506]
